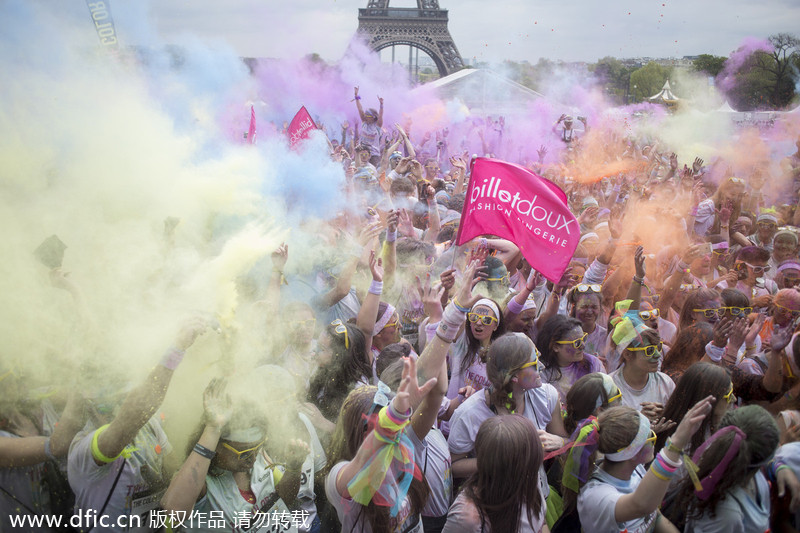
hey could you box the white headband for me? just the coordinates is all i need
[374,304,397,336]
[605,412,651,461]
[222,426,266,443]
[579,232,599,244]
[472,298,500,319]
[596,373,619,410]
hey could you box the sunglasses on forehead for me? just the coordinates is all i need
[774,302,800,318]
[574,284,602,294]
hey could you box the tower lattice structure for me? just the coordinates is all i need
[357,0,464,76]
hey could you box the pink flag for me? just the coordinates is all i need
[456,158,579,283]
[287,106,318,148]
[247,105,256,144]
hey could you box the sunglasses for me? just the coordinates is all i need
[556,332,588,350]
[722,384,735,404]
[616,429,657,453]
[468,313,499,326]
[736,261,770,275]
[774,302,800,318]
[639,309,660,321]
[330,319,350,349]
[783,275,800,286]
[574,284,602,294]
[627,341,663,358]
[692,308,725,318]
[679,283,699,292]
[712,249,729,256]
[519,357,540,371]
[382,319,400,330]
[222,438,266,459]
[291,318,316,329]
[727,177,745,185]
[607,387,623,404]
[757,222,777,230]
[719,306,752,317]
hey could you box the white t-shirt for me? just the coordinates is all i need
[408,428,452,518]
[442,491,546,533]
[0,430,52,532]
[189,451,299,533]
[611,367,675,410]
[578,465,658,533]
[445,334,491,399]
[685,471,770,533]
[68,418,172,533]
[325,461,423,533]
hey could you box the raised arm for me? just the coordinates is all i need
[334,357,438,496]
[161,378,232,513]
[355,250,384,356]
[353,87,367,122]
[94,319,208,465]
[614,397,713,523]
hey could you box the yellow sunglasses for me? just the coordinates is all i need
[638,309,660,321]
[719,306,752,317]
[330,319,350,349]
[519,356,541,371]
[556,332,588,349]
[627,342,663,358]
[607,387,623,404]
[222,438,266,459]
[722,384,735,404]
[616,429,657,453]
[468,313,499,326]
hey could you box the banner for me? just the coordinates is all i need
[456,158,579,283]
[246,105,257,144]
[287,106,318,148]
[85,1,119,49]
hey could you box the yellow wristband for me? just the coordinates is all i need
[91,424,122,463]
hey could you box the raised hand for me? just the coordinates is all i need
[398,209,416,238]
[711,317,734,348]
[417,274,444,322]
[203,378,233,429]
[693,157,704,174]
[771,325,794,353]
[633,245,646,279]
[368,250,383,282]
[537,145,548,162]
[440,268,457,293]
[271,243,288,271]
[358,221,383,246]
[670,396,714,449]
[392,356,438,414]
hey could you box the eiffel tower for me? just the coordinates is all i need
[357,0,464,77]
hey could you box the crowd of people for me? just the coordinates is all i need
[4,83,800,533]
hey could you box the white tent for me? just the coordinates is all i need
[716,101,737,113]
[648,80,680,105]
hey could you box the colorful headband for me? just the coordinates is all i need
[605,412,651,462]
[757,210,778,224]
[610,300,647,351]
[374,304,397,336]
[472,298,500,319]
[523,295,538,312]
[691,425,747,500]
[711,241,729,251]
[562,416,600,492]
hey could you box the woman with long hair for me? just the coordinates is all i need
[660,322,714,383]
[677,405,779,532]
[537,315,605,404]
[306,320,371,424]
[677,288,722,332]
[561,398,713,532]
[449,333,567,481]
[443,416,548,532]
[564,372,623,435]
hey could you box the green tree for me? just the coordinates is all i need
[591,57,634,104]
[693,54,727,77]
[629,62,672,102]
[726,33,799,110]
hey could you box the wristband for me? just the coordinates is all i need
[192,443,217,460]
[664,438,683,455]
[354,96,361,100]
[632,276,645,285]
[452,299,470,313]
[377,405,410,434]
[368,280,384,295]
[437,302,467,343]
[44,438,56,461]
[386,229,397,243]
[160,347,186,370]
[506,298,525,315]
[657,450,681,469]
